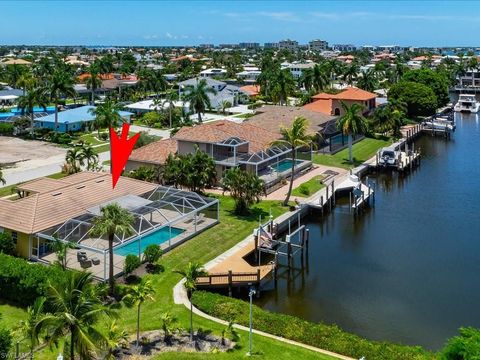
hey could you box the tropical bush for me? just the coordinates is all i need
[0,253,65,306]
[191,291,434,360]
[134,132,160,149]
[0,232,15,255]
[439,327,480,359]
[142,244,162,264]
[124,254,141,275]
[127,166,158,183]
[0,327,12,359]
[221,167,265,214]
[0,123,14,135]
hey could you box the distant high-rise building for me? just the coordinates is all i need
[264,42,278,49]
[308,39,328,52]
[218,44,238,49]
[332,44,357,52]
[199,44,214,49]
[239,42,260,49]
[278,39,299,51]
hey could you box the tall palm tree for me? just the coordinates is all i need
[85,67,102,105]
[357,69,378,92]
[47,272,110,360]
[80,144,99,171]
[271,116,315,206]
[311,64,329,92]
[174,262,207,341]
[88,101,122,136]
[49,69,76,132]
[337,102,368,163]
[272,69,296,106]
[17,87,49,136]
[16,73,35,96]
[15,297,50,360]
[122,279,155,347]
[65,147,85,173]
[90,203,134,296]
[183,78,217,123]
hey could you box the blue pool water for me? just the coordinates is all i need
[273,159,302,173]
[114,227,184,256]
[0,106,56,119]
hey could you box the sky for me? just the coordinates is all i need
[2,1,480,47]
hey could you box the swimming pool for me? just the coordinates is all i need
[272,159,303,173]
[0,106,56,119]
[114,227,184,257]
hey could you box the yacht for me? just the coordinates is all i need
[454,94,480,113]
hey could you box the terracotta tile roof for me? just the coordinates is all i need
[240,85,261,96]
[171,55,199,62]
[173,120,279,152]
[0,172,157,234]
[129,138,178,165]
[303,100,333,115]
[247,105,336,135]
[312,87,376,101]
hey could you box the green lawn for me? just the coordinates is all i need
[34,196,337,360]
[79,132,107,146]
[92,144,110,154]
[0,301,27,329]
[291,175,325,197]
[313,137,391,169]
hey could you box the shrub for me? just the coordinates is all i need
[439,327,480,360]
[191,291,433,360]
[0,327,12,359]
[0,233,15,255]
[124,254,141,275]
[99,133,108,141]
[0,123,14,135]
[142,244,162,264]
[298,184,310,196]
[0,253,65,306]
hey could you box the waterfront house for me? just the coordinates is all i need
[34,105,133,132]
[0,172,218,280]
[303,87,377,116]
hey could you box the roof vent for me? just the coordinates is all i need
[76,185,85,189]
[95,179,105,183]
[52,192,62,196]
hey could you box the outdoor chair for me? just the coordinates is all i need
[80,259,92,269]
[194,213,206,225]
[91,257,100,265]
[77,251,87,262]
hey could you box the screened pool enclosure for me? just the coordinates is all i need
[34,186,219,281]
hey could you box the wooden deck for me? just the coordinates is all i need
[196,240,272,288]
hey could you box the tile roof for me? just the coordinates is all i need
[0,172,157,234]
[303,100,333,115]
[240,85,261,96]
[247,105,336,135]
[173,120,279,153]
[129,138,178,165]
[312,87,376,101]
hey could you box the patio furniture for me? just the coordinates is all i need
[194,213,205,225]
[80,259,92,269]
[91,257,100,265]
[77,251,87,262]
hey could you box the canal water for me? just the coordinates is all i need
[255,113,480,350]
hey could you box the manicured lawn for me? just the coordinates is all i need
[313,137,391,169]
[34,195,339,359]
[79,132,107,146]
[291,175,325,197]
[92,143,110,154]
[0,301,26,329]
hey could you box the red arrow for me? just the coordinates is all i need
[109,123,140,189]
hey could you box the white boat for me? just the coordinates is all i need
[454,94,480,113]
[422,120,455,132]
[378,147,400,167]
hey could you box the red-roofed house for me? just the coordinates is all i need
[240,85,261,98]
[303,87,377,116]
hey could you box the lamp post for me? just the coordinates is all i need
[247,287,256,356]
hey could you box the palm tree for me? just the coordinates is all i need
[16,73,35,96]
[357,69,378,92]
[342,63,359,86]
[49,69,76,132]
[17,88,49,136]
[90,203,134,296]
[183,78,217,122]
[103,320,128,360]
[311,64,329,92]
[47,272,110,360]
[49,238,76,271]
[80,144,99,171]
[88,101,122,136]
[272,69,296,106]
[85,67,102,105]
[271,117,315,206]
[337,102,368,163]
[174,262,207,341]
[15,297,50,360]
[122,279,155,347]
[0,168,5,186]
[65,147,85,173]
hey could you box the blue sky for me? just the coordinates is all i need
[1,1,480,47]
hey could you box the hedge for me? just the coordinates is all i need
[191,291,434,360]
[0,253,65,306]
[0,327,12,358]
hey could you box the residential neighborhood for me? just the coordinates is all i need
[0,1,479,360]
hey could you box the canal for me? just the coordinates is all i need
[255,113,480,350]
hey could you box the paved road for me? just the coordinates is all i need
[1,151,110,187]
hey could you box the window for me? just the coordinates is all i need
[11,231,17,245]
[334,108,340,116]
